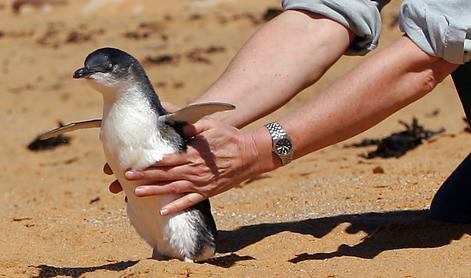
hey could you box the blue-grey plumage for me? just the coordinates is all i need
[74,47,217,262]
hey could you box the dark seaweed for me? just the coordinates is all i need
[143,54,180,65]
[89,197,100,204]
[346,118,445,159]
[464,118,471,133]
[28,122,71,151]
[262,8,283,21]
[185,46,226,64]
[65,31,92,43]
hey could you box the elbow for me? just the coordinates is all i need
[417,60,458,95]
[420,68,440,94]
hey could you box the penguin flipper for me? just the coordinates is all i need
[38,119,102,140]
[162,102,235,125]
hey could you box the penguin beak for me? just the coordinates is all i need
[73,67,95,79]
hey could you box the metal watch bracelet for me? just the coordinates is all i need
[264,122,294,166]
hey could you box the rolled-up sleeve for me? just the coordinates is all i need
[400,0,471,64]
[282,0,389,55]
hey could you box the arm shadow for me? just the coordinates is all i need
[217,209,471,263]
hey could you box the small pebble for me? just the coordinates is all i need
[373,166,385,174]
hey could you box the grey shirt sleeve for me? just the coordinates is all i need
[400,0,471,64]
[282,0,389,55]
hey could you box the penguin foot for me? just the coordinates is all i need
[151,249,170,261]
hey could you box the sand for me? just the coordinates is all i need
[1,0,470,277]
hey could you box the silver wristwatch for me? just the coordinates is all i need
[265,122,294,166]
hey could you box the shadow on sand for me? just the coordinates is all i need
[32,260,139,278]
[217,209,471,263]
[32,210,471,275]
[206,253,255,268]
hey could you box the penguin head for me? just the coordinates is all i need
[74,47,149,94]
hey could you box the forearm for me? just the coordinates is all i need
[194,10,354,128]
[252,36,459,172]
[118,31,459,214]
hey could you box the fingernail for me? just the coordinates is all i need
[160,208,169,216]
[135,187,145,195]
[126,171,141,179]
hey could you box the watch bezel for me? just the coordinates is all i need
[273,137,293,157]
[265,122,294,165]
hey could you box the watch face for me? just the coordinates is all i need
[275,138,292,156]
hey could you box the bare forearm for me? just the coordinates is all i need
[120,32,459,214]
[252,36,459,171]
[194,10,354,128]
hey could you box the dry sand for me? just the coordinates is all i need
[1,0,470,277]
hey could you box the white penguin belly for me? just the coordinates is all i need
[100,116,207,261]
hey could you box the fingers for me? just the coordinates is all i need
[103,163,113,175]
[125,153,191,175]
[182,119,213,137]
[109,180,123,194]
[104,164,123,195]
[125,164,186,181]
[125,150,204,180]
[182,124,198,138]
[134,181,193,197]
[161,101,180,113]
[160,193,206,215]
[123,119,219,179]
[151,153,190,167]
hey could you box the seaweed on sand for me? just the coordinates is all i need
[28,122,71,151]
[346,118,445,159]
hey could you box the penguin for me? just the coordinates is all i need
[39,47,235,262]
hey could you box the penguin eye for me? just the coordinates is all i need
[100,63,113,72]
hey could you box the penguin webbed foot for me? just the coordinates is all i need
[151,249,195,263]
[151,249,170,261]
[183,257,194,263]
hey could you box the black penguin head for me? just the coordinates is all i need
[73,47,148,94]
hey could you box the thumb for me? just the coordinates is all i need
[182,119,213,137]
[161,101,180,113]
[160,193,206,215]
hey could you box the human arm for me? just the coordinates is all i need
[192,9,354,128]
[277,36,458,158]
[107,9,355,198]
[110,35,458,215]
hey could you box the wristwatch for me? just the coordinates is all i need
[264,122,294,166]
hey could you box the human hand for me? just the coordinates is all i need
[161,101,180,113]
[104,100,181,198]
[104,118,277,215]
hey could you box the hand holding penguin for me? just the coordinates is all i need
[40,47,238,262]
[104,117,275,215]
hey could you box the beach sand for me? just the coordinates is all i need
[1,0,470,276]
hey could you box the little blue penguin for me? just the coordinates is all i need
[53,47,235,262]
